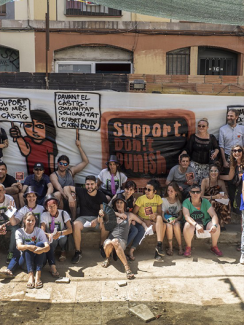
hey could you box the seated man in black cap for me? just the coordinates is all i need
[19,162,53,207]
[97,155,127,201]
[64,175,108,264]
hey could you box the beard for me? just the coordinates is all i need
[227,119,235,126]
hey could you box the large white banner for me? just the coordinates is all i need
[0,88,243,184]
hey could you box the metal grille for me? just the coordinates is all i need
[66,0,122,16]
[166,48,190,75]
[199,58,234,75]
[0,4,6,15]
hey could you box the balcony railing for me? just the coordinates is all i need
[66,0,122,17]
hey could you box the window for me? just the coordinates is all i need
[65,0,121,17]
[166,48,190,75]
[198,47,237,75]
[55,61,132,74]
[0,4,6,15]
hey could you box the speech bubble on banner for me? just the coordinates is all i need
[0,98,32,122]
[55,92,101,131]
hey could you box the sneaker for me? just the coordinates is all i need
[184,246,191,257]
[6,252,13,265]
[71,250,82,264]
[240,253,244,264]
[155,245,164,257]
[210,246,223,257]
[99,245,106,258]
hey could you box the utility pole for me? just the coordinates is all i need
[45,0,50,89]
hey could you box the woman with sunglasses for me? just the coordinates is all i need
[201,164,231,230]
[133,179,166,259]
[220,145,244,215]
[162,182,183,256]
[183,184,222,257]
[180,118,219,183]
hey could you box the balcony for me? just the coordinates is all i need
[66,0,122,17]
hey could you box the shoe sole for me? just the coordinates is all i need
[155,247,164,257]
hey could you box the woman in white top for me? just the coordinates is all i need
[162,182,183,256]
[15,211,50,289]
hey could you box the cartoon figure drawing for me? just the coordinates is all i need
[10,110,58,175]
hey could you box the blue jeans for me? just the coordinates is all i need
[6,224,19,253]
[19,242,45,273]
[7,248,21,273]
[45,236,67,266]
[127,224,138,246]
[241,212,244,254]
[128,222,145,249]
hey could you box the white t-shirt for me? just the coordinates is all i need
[41,210,71,233]
[162,198,182,217]
[98,169,127,192]
[15,227,47,245]
[15,205,44,226]
[0,194,15,225]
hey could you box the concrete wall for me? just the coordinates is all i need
[0,31,35,72]
[33,0,56,20]
[132,13,170,22]
[0,2,14,20]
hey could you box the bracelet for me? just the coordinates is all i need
[213,224,218,228]
[195,222,198,227]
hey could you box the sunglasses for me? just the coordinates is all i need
[59,162,68,166]
[198,125,206,128]
[145,188,152,192]
[190,190,201,194]
[34,169,43,171]
[232,149,242,153]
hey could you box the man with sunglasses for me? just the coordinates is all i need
[219,109,244,173]
[19,162,53,207]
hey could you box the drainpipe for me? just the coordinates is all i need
[45,0,50,89]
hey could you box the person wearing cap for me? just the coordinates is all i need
[19,162,53,207]
[64,175,108,263]
[0,186,45,279]
[98,193,148,279]
[0,183,18,264]
[0,161,22,209]
[50,140,89,211]
[41,194,72,275]
[97,155,127,200]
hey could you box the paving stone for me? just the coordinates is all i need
[129,304,155,322]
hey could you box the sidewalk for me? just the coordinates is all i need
[0,236,243,325]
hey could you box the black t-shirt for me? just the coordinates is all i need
[76,187,108,217]
[2,174,16,187]
[0,128,8,158]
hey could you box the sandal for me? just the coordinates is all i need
[26,282,35,289]
[102,258,110,268]
[49,270,60,278]
[59,253,66,262]
[35,281,43,289]
[124,265,135,280]
[126,254,135,261]
[0,270,15,279]
[178,246,184,256]
[166,248,173,256]
[236,245,241,252]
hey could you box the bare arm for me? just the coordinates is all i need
[46,182,54,195]
[70,140,89,176]
[129,213,147,230]
[97,179,102,189]
[132,204,140,215]
[0,139,8,149]
[220,147,229,168]
[50,172,66,197]
[219,166,235,181]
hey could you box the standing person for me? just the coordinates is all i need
[10,110,58,175]
[166,154,196,199]
[64,175,108,263]
[219,109,244,173]
[19,162,53,207]
[15,212,50,289]
[180,118,219,184]
[162,182,183,256]
[41,194,72,275]
[0,161,22,208]
[98,194,147,279]
[50,140,89,210]
[201,164,231,230]
[182,185,222,257]
[97,155,127,200]
[220,145,244,215]
[0,126,8,159]
[133,179,166,259]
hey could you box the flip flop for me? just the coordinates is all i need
[35,281,43,289]
[125,268,135,280]
[26,282,35,289]
[0,270,15,279]
[166,249,173,256]
[126,254,135,261]
[59,254,66,262]
[49,270,60,278]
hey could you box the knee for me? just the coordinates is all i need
[156,215,163,224]
[73,221,83,231]
[36,242,45,248]
[112,238,119,249]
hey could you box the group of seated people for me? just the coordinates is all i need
[0,141,243,289]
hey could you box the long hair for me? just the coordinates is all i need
[164,181,182,203]
[30,109,58,158]
[23,211,37,230]
[229,145,244,168]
